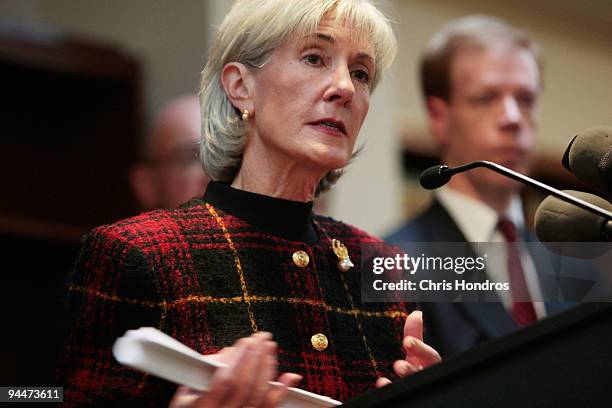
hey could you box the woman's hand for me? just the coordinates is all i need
[169,332,302,408]
[376,310,441,388]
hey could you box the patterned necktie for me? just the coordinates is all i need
[497,218,537,326]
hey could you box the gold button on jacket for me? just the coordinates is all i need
[292,250,310,267]
[311,333,328,351]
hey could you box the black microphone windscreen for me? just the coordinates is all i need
[564,126,612,193]
[419,165,451,190]
[535,190,612,258]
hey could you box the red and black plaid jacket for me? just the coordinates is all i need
[58,195,414,406]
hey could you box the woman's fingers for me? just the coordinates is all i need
[207,331,278,408]
[203,345,236,365]
[376,377,392,388]
[168,332,300,408]
[244,333,277,407]
[403,336,442,368]
[403,310,423,341]
[393,359,421,377]
[263,373,303,408]
[223,333,269,407]
[277,372,303,387]
[169,370,302,408]
[201,337,252,407]
[403,311,442,370]
[375,311,442,388]
[168,386,202,408]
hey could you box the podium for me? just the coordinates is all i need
[343,302,612,407]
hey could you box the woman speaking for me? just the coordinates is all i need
[58,0,440,406]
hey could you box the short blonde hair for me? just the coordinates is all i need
[199,0,397,193]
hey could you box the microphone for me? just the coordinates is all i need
[419,165,453,189]
[562,125,612,193]
[419,161,612,222]
[535,190,612,258]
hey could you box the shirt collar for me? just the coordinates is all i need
[203,181,317,244]
[435,186,525,242]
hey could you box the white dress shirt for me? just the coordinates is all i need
[435,186,546,319]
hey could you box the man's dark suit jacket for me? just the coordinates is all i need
[385,199,586,358]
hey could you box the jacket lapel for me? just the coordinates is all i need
[424,200,518,337]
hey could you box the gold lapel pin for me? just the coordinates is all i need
[331,239,354,272]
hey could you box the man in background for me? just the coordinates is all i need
[386,16,560,358]
[130,94,209,210]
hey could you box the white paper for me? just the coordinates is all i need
[112,327,341,408]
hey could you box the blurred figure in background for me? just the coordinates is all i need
[130,94,209,210]
[387,16,558,358]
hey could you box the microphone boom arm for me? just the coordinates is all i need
[433,160,612,221]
